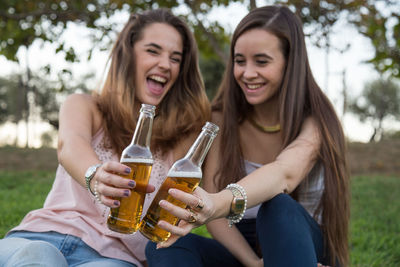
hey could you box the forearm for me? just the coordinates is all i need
[209,165,285,220]
[58,136,102,187]
[207,219,260,266]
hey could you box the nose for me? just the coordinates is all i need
[243,64,258,79]
[158,54,171,71]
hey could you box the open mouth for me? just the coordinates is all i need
[147,75,168,95]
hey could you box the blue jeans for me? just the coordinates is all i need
[146,194,329,267]
[0,231,136,267]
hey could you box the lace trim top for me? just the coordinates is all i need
[10,128,174,266]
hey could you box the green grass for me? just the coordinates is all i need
[350,175,400,266]
[0,170,55,236]
[1,171,399,266]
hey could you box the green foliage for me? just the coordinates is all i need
[349,78,400,141]
[350,1,400,78]
[199,56,225,100]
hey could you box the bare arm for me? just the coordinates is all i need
[57,93,103,185]
[210,117,321,218]
[57,94,153,207]
[157,117,321,246]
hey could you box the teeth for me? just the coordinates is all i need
[247,84,262,89]
[149,75,167,84]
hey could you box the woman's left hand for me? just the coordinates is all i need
[155,186,215,248]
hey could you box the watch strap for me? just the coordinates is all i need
[226,183,247,227]
[85,163,102,196]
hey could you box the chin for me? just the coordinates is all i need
[139,96,164,106]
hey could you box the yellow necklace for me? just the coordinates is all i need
[248,116,281,133]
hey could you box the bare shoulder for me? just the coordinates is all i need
[59,93,103,134]
[62,93,96,109]
[289,116,321,152]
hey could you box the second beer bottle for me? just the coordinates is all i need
[107,104,155,234]
[139,122,219,242]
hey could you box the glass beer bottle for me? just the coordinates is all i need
[107,104,155,234]
[139,122,219,242]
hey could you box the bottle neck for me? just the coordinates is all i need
[184,130,216,167]
[131,112,153,148]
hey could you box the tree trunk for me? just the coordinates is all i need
[249,0,257,10]
[369,127,377,142]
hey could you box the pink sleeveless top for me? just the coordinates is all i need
[10,129,174,266]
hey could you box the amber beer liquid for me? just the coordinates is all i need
[107,159,153,234]
[140,122,219,242]
[139,172,201,242]
[107,104,155,234]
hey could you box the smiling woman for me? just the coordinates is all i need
[0,8,210,267]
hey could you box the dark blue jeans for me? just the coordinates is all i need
[145,193,328,267]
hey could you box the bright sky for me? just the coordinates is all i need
[0,2,398,147]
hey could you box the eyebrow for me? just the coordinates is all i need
[145,43,183,57]
[234,52,273,60]
[254,53,273,60]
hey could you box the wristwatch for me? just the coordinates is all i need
[226,183,247,227]
[85,163,102,196]
[230,191,246,215]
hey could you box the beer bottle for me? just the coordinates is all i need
[139,122,219,242]
[107,104,155,234]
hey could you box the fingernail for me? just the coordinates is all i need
[128,181,136,188]
[159,200,166,207]
[124,190,130,197]
[168,189,176,194]
[114,200,120,206]
[125,168,131,173]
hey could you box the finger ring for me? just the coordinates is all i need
[187,208,197,223]
[94,181,102,203]
[195,197,204,210]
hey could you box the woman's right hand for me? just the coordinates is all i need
[90,161,155,208]
[155,186,223,248]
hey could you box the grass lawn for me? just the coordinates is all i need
[0,171,399,266]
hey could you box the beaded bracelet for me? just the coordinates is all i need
[226,183,247,227]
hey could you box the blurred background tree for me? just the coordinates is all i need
[349,78,400,142]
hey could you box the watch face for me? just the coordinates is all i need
[85,166,95,178]
[232,198,245,214]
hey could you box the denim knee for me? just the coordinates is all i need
[4,239,68,267]
[257,193,299,222]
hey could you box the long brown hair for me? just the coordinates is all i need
[213,6,349,266]
[95,9,210,154]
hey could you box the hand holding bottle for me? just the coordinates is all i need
[90,161,156,208]
[139,122,219,242]
[107,104,156,234]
